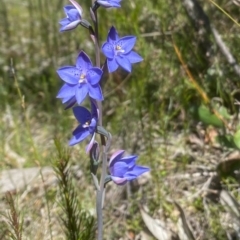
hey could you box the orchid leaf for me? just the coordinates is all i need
[197,104,225,128]
[233,129,240,149]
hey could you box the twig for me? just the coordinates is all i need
[182,0,240,78]
[211,26,240,77]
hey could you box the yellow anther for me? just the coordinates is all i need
[83,121,90,128]
[79,74,86,83]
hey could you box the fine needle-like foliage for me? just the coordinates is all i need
[53,139,95,240]
[2,192,23,240]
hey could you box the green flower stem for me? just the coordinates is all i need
[96,144,107,240]
[92,6,108,240]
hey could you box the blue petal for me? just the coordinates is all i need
[88,118,97,134]
[111,176,127,185]
[97,0,121,8]
[57,83,76,101]
[61,97,73,104]
[75,85,88,104]
[69,0,83,17]
[88,84,104,101]
[60,20,81,31]
[76,51,92,71]
[107,58,118,73]
[108,1,121,7]
[117,36,136,54]
[72,106,91,123]
[67,9,80,21]
[72,124,87,135]
[116,56,132,72]
[63,5,75,15]
[57,66,79,84]
[86,133,96,153]
[59,18,70,26]
[102,42,114,59]
[96,0,112,8]
[111,161,128,177]
[60,24,70,32]
[109,150,125,167]
[90,99,99,118]
[124,166,150,180]
[69,129,90,146]
[87,67,102,85]
[121,155,138,168]
[64,97,76,109]
[107,26,119,43]
[125,51,143,63]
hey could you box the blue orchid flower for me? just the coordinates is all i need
[59,0,83,32]
[109,150,150,185]
[102,26,143,73]
[69,99,99,152]
[57,51,103,105]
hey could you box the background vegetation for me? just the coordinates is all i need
[1,0,240,239]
